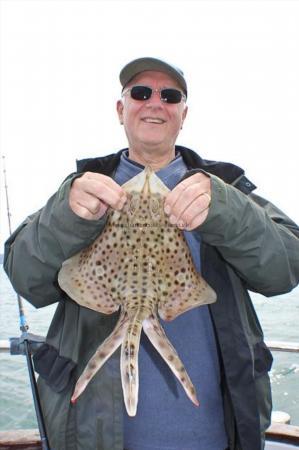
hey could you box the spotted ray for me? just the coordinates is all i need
[58,167,217,416]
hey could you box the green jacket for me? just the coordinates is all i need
[4,147,299,450]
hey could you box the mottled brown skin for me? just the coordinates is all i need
[58,168,216,416]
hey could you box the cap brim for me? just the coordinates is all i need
[119,57,187,97]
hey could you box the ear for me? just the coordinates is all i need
[181,105,188,129]
[116,100,124,125]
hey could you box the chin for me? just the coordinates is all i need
[140,135,168,147]
[141,141,168,151]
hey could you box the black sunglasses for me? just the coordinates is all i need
[122,85,186,104]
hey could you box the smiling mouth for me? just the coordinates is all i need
[141,117,166,124]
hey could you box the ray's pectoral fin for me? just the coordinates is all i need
[158,266,217,322]
[143,314,200,407]
[71,310,129,404]
[58,248,121,315]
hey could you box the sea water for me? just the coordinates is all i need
[0,265,298,431]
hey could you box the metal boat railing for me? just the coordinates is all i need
[1,337,299,448]
[0,340,10,353]
[266,341,299,353]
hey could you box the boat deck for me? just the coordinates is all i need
[1,423,299,449]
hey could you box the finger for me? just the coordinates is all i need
[176,193,211,230]
[82,177,126,210]
[70,187,110,220]
[84,172,125,195]
[74,173,127,210]
[71,190,102,214]
[164,173,210,215]
[164,179,190,215]
[168,184,207,223]
[184,208,210,231]
[70,201,108,221]
[201,192,211,207]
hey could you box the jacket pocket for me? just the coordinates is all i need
[33,343,76,392]
[253,341,273,378]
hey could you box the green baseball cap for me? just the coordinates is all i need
[119,57,188,97]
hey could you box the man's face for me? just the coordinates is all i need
[117,71,188,153]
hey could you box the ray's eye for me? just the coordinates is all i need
[128,194,140,217]
[150,196,162,221]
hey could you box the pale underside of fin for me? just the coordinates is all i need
[71,310,129,403]
[59,167,217,416]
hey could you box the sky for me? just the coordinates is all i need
[1,0,299,250]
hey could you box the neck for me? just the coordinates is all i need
[128,146,176,171]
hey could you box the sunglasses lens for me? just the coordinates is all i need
[128,86,184,103]
[161,88,183,104]
[130,86,152,101]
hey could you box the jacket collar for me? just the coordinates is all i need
[76,146,256,194]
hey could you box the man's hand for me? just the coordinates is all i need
[69,172,127,220]
[164,172,211,231]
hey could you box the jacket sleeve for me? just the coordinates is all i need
[4,176,107,308]
[198,174,299,296]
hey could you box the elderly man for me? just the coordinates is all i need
[4,57,299,450]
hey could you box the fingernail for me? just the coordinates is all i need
[178,220,185,229]
[164,204,170,215]
[117,195,126,210]
[169,214,177,224]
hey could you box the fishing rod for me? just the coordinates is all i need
[2,155,50,450]
[2,156,28,332]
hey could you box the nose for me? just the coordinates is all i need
[146,89,163,107]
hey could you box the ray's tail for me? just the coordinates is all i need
[71,310,129,404]
[120,307,150,416]
[143,313,200,407]
[71,307,199,415]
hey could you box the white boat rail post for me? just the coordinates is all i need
[2,156,50,450]
[266,339,299,436]
[266,341,299,353]
[0,340,10,353]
